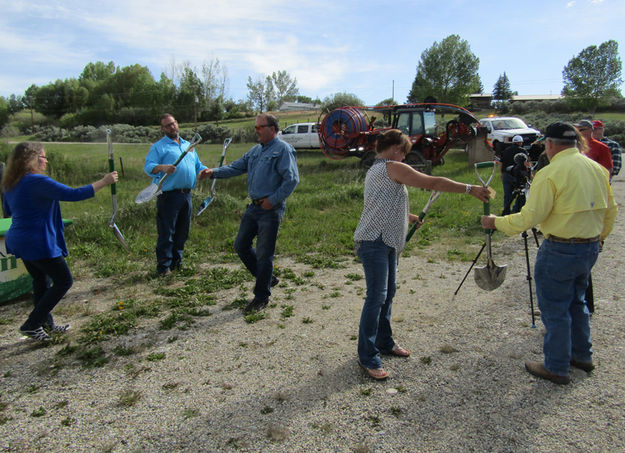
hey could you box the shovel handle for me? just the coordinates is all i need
[106,129,117,196]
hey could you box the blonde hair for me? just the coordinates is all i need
[376,129,412,155]
[1,142,43,190]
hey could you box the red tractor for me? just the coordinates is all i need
[317,103,493,173]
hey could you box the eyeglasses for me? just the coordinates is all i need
[577,128,589,132]
[254,124,271,131]
[162,121,177,129]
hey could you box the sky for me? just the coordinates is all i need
[1,0,624,106]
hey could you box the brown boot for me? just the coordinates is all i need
[570,359,595,372]
[525,361,570,385]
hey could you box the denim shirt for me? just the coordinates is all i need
[212,137,299,206]
[144,135,207,191]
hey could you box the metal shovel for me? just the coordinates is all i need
[405,190,441,243]
[197,137,232,216]
[106,130,130,251]
[473,161,506,291]
[135,133,202,203]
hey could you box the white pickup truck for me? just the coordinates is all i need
[479,116,540,151]
[278,122,320,149]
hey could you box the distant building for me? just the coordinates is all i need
[278,102,320,112]
[469,93,564,110]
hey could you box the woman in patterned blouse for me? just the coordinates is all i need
[354,129,490,380]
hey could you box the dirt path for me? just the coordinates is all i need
[1,174,624,452]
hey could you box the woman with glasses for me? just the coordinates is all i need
[2,142,118,341]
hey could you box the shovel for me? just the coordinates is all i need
[106,130,130,251]
[473,161,506,291]
[135,133,202,203]
[197,137,232,216]
[405,190,441,243]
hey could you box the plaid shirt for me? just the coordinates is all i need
[600,136,622,176]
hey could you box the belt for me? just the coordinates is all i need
[252,198,265,205]
[163,188,191,194]
[546,235,600,244]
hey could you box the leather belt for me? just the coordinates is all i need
[163,188,191,194]
[547,235,600,244]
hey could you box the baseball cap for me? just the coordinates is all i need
[544,122,578,140]
[512,135,523,143]
[592,120,604,129]
[574,119,593,129]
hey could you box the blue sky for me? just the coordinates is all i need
[1,0,624,106]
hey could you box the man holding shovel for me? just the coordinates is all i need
[481,122,617,385]
[144,113,211,276]
[204,113,299,314]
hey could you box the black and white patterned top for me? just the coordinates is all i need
[354,158,409,252]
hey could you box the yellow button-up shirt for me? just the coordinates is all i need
[494,147,617,240]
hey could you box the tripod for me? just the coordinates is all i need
[453,180,541,327]
[521,228,540,327]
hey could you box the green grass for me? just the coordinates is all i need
[45,142,499,280]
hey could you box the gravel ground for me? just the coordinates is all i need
[1,173,624,453]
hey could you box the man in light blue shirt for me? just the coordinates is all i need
[207,113,299,313]
[144,113,210,276]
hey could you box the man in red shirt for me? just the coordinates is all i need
[575,120,613,173]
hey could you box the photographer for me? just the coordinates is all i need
[509,152,532,212]
[500,135,529,215]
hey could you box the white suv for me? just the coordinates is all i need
[479,116,540,151]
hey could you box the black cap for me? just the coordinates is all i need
[544,122,577,140]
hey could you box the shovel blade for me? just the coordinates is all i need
[196,197,213,216]
[474,262,507,291]
[135,183,161,204]
[110,223,130,252]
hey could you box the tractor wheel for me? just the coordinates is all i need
[359,151,377,169]
[404,151,432,175]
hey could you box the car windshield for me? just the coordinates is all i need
[493,118,527,130]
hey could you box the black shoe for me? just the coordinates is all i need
[271,275,279,287]
[19,326,51,342]
[244,297,269,314]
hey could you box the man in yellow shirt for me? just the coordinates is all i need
[481,122,617,385]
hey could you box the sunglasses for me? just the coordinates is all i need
[255,124,271,131]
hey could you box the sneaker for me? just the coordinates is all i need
[244,297,269,314]
[44,323,71,333]
[158,268,171,277]
[271,275,280,287]
[19,326,51,342]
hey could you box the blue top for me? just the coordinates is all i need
[2,173,94,260]
[144,135,207,191]
[212,138,299,206]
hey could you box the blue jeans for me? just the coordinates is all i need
[534,239,599,375]
[234,203,285,300]
[156,191,192,273]
[21,257,73,330]
[356,237,397,369]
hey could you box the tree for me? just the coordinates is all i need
[266,70,299,108]
[492,72,513,101]
[562,40,623,110]
[375,98,398,106]
[407,34,481,106]
[246,76,270,112]
[320,92,364,112]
